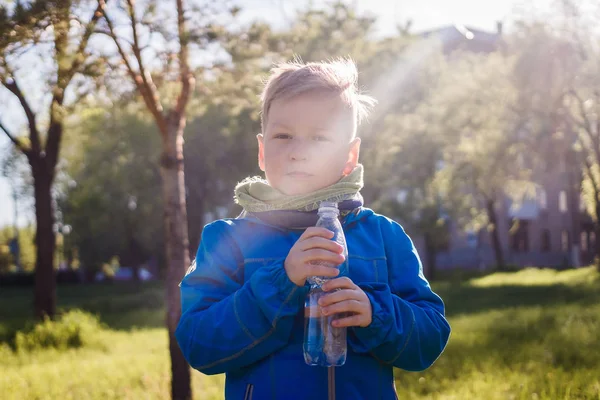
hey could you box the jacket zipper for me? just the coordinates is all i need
[244,383,254,400]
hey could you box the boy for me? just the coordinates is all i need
[175,58,450,400]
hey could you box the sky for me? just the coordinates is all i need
[0,0,554,228]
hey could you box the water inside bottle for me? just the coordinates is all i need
[303,288,347,366]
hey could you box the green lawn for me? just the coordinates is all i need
[1,267,599,399]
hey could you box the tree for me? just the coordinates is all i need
[59,106,164,276]
[374,108,450,280]
[0,0,106,319]
[550,0,600,270]
[509,7,594,269]
[184,95,262,251]
[96,0,237,397]
[561,45,600,271]
[281,2,379,63]
[428,52,530,270]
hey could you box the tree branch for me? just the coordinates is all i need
[125,0,165,130]
[594,89,600,144]
[126,0,152,95]
[45,1,109,173]
[173,0,194,119]
[582,154,600,205]
[65,1,106,80]
[1,69,41,154]
[100,0,167,136]
[568,89,600,166]
[93,29,135,47]
[0,119,31,156]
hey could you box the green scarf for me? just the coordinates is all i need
[234,164,364,212]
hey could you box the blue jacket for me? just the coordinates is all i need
[176,208,450,400]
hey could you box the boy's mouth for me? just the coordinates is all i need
[287,171,313,178]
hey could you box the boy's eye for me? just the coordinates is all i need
[274,133,292,139]
[314,135,328,142]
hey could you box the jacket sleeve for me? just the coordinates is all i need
[348,217,451,371]
[175,220,307,375]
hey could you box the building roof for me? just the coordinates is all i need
[418,24,502,54]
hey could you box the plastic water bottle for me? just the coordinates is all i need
[303,201,348,367]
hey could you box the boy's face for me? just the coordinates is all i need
[257,92,361,196]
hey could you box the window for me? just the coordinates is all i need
[541,229,551,252]
[581,231,588,252]
[559,191,568,213]
[510,219,529,253]
[538,189,547,210]
[561,230,570,252]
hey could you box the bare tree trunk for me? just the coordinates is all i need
[486,199,505,271]
[31,158,56,319]
[161,119,192,400]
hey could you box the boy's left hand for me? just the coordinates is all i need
[319,277,372,328]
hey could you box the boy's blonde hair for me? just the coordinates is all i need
[260,57,377,136]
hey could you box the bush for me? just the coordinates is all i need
[14,309,106,352]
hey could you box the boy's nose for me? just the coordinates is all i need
[289,143,308,161]
[290,153,307,161]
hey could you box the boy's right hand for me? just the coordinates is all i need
[284,227,345,287]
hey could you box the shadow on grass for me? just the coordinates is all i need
[2,272,599,342]
[0,282,167,344]
[435,282,600,318]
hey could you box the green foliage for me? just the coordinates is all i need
[283,2,379,62]
[14,309,106,352]
[60,106,164,271]
[0,225,35,272]
[432,52,531,226]
[0,0,51,55]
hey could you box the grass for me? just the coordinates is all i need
[1,267,599,399]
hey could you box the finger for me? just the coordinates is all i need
[299,227,334,241]
[307,264,340,278]
[322,277,356,292]
[331,314,367,328]
[321,299,363,316]
[298,237,344,253]
[318,289,360,307]
[303,249,345,265]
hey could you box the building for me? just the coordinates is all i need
[410,24,592,271]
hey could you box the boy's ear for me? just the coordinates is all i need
[257,133,266,172]
[343,137,361,175]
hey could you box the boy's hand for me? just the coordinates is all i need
[284,227,345,287]
[319,277,373,328]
